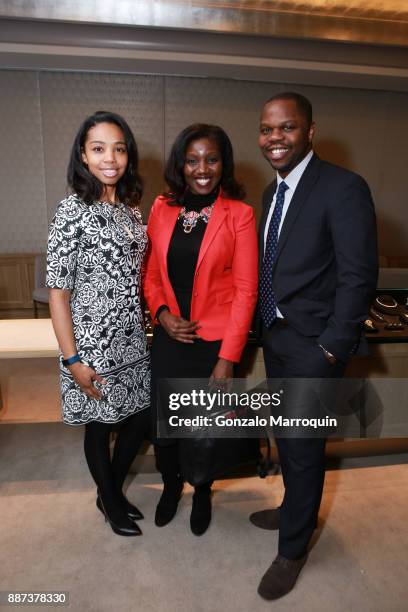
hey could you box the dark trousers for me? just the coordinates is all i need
[262,320,346,560]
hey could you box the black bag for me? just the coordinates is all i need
[158,377,273,486]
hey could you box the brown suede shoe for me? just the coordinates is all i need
[249,507,280,530]
[258,553,307,600]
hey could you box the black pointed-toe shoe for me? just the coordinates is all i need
[96,496,142,536]
[121,497,144,521]
[155,480,184,527]
[97,493,144,521]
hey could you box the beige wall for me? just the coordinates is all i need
[0,70,406,257]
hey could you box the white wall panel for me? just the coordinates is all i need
[0,71,48,253]
[39,71,164,223]
[374,92,408,258]
[0,69,407,257]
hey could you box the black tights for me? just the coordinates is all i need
[155,443,212,495]
[84,409,150,518]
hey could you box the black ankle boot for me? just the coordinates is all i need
[190,486,212,536]
[155,479,183,527]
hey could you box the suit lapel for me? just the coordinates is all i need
[274,155,321,265]
[196,195,228,270]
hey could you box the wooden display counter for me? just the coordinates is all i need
[0,319,60,422]
[0,319,58,358]
[1,319,407,440]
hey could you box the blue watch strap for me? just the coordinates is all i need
[62,354,81,366]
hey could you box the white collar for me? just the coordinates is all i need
[277,149,314,192]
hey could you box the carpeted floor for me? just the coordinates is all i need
[0,423,407,612]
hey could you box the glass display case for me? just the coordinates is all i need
[366,268,408,343]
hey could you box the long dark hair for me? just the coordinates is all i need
[164,123,245,204]
[67,110,143,207]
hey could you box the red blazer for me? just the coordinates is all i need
[143,192,258,363]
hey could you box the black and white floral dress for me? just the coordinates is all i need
[46,195,150,425]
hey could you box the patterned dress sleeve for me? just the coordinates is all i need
[46,196,84,290]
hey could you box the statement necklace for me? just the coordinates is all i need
[178,203,214,233]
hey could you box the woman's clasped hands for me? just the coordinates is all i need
[158,309,201,343]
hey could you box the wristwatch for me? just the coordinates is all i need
[62,354,81,366]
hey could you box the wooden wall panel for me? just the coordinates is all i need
[0,254,36,309]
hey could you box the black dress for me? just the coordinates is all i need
[151,189,221,455]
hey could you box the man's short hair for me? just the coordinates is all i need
[264,92,313,127]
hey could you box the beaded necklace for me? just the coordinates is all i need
[178,203,214,234]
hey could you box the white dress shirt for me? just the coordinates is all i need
[263,149,314,318]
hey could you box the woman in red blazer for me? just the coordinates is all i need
[144,123,258,535]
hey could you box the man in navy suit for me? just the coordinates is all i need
[250,92,378,600]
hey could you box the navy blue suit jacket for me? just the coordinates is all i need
[258,154,378,362]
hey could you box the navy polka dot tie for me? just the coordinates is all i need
[260,181,289,327]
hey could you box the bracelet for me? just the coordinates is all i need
[62,354,81,366]
[155,305,169,321]
[375,295,398,309]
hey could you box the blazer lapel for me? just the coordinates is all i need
[274,155,321,265]
[196,195,228,270]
